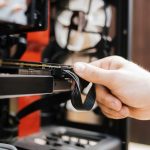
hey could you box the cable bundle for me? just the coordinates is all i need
[63,70,95,110]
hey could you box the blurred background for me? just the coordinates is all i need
[130,0,150,145]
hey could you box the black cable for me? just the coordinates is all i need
[63,70,95,110]
[17,92,71,120]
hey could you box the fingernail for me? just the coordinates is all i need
[74,63,85,74]
[112,101,121,111]
[120,107,129,117]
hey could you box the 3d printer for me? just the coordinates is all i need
[0,0,130,150]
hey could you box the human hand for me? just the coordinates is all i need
[73,56,150,120]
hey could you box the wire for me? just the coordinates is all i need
[0,144,17,150]
[63,70,95,110]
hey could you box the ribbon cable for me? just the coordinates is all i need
[63,70,96,110]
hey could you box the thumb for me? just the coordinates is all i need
[73,62,114,87]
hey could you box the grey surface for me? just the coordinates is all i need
[15,126,121,150]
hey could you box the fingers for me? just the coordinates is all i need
[96,85,122,111]
[100,104,129,119]
[90,56,126,70]
[99,103,150,120]
[128,107,150,120]
[73,56,128,86]
[95,84,129,119]
[73,62,115,87]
